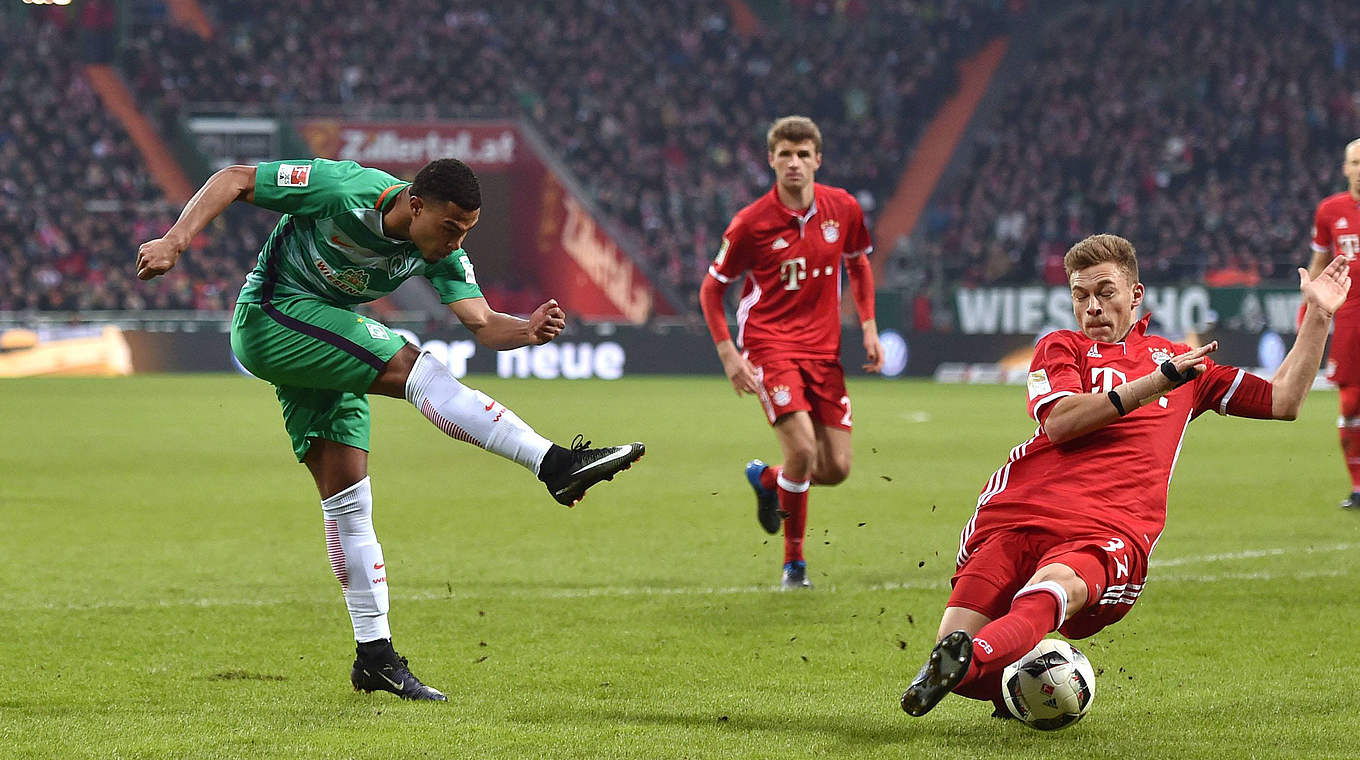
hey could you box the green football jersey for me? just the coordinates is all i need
[236,158,483,306]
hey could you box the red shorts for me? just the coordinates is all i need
[949,528,1149,640]
[752,359,851,430]
[1326,324,1360,387]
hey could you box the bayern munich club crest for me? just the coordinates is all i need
[821,219,840,243]
[771,385,792,407]
[1149,347,1174,364]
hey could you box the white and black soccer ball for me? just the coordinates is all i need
[1001,638,1096,731]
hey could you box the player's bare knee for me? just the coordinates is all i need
[1029,564,1088,612]
[370,345,419,398]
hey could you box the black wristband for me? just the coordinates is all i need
[1107,389,1127,416]
[1159,360,1186,385]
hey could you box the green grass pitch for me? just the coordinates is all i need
[2,374,1358,759]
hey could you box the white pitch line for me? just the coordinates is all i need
[18,543,1357,612]
[1149,542,1356,568]
[1155,568,1350,584]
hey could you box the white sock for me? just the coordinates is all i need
[321,477,390,643]
[405,351,552,474]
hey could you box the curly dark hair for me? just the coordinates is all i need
[412,158,481,210]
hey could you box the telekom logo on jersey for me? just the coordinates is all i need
[1089,367,1127,393]
[779,258,807,290]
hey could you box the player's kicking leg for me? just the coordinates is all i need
[377,348,645,506]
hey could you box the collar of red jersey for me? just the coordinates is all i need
[769,186,818,223]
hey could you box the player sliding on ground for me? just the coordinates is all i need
[136,157,644,702]
[900,234,1349,720]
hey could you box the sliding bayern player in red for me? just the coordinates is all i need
[901,234,1349,719]
[699,116,882,589]
[136,157,644,701]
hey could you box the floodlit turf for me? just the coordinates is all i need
[3,374,1358,759]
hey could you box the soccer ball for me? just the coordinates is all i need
[1001,638,1096,731]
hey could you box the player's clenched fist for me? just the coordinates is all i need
[527,298,567,344]
[136,237,181,280]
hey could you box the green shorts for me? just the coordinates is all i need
[231,296,408,461]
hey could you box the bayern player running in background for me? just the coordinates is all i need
[699,116,882,589]
[1305,138,1360,509]
[136,157,644,701]
[901,234,1349,719]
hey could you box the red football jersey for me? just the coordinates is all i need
[956,317,1274,569]
[1310,192,1360,326]
[707,183,872,365]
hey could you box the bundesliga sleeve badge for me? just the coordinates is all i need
[277,164,312,187]
[1027,370,1051,400]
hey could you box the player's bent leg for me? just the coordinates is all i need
[953,579,1070,703]
[744,459,782,534]
[810,424,852,486]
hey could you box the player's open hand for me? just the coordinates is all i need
[1166,340,1218,383]
[862,332,884,373]
[527,299,567,344]
[720,351,760,396]
[136,237,182,280]
[1299,256,1351,318]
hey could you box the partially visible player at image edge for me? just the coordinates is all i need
[136,157,645,701]
[1305,137,1360,509]
[699,115,882,589]
[900,233,1349,720]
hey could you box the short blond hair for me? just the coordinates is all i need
[1064,234,1139,282]
[767,116,822,154]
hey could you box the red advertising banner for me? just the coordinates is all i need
[299,120,523,171]
[298,119,674,322]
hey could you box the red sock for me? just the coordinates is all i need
[955,583,1065,697]
[777,473,809,564]
[1340,425,1360,491]
[759,464,781,492]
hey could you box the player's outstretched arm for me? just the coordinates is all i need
[448,297,565,350]
[1043,342,1218,444]
[136,165,257,280]
[1270,257,1350,419]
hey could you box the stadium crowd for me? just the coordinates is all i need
[0,7,264,311]
[5,0,1006,313]
[9,1,1359,319]
[914,0,1360,296]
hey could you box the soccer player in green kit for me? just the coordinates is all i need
[136,157,645,701]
